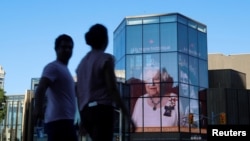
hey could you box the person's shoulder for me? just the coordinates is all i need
[102,53,115,61]
[43,61,53,67]
[43,60,59,70]
[91,50,113,59]
[103,52,113,57]
[45,60,57,65]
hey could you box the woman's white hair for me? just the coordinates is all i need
[141,66,160,82]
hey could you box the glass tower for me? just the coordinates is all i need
[114,13,208,140]
[1,95,24,141]
[0,66,5,90]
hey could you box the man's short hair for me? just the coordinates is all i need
[55,34,73,50]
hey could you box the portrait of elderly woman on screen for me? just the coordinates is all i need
[132,66,179,128]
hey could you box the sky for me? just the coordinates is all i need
[0,0,250,95]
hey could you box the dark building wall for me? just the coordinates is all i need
[208,54,250,89]
[207,88,226,124]
[226,89,239,124]
[237,89,250,124]
[207,88,250,125]
[208,69,250,125]
[208,69,246,89]
[226,89,250,124]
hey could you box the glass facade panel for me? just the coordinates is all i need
[189,56,199,86]
[143,17,159,24]
[127,18,142,25]
[190,85,199,99]
[160,15,177,23]
[114,20,125,37]
[179,97,190,127]
[178,23,188,53]
[160,23,177,52]
[199,97,207,128]
[188,21,197,29]
[177,15,188,25]
[198,24,207,33]
[114,24,126,79]
[198,31,208,60]
[143,24,160,53]
[126,55,142,81]
[188,27,198,56]
[190,99,199,128]
[114,25,125,65]
[115,56,125,79]
[126,25,142,54]
[199,60,208,88]
[179,53,189,97]
[161,53,178,83]
[179,80,189,98]
[143,53,160,68]
[129,83,144,98]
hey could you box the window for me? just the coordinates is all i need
[126,25,142,54]
[160,23,177,52]
[143,24,160,53]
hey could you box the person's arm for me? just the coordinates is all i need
[34,77,51,122]
[103,59,136,132]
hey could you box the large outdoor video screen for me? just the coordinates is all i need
[127,53,200,132]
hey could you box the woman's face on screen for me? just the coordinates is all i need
[143,69,160,96]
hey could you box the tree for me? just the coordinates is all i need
[0,88,7,122]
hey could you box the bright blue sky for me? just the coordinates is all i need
[1,1,249,95]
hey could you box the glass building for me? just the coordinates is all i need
[114,13,208,140]
[0,95,24,141]
[0,66,5,90]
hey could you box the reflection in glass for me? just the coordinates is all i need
[161,53,178,81]
[126,55,142,81]
[189,56,198,86]
[180,98,199,128]
[160,23,177,52]
[126,25,142,54]
[198,31,207,59]
[178,23,188,53]
[188,27,198,56]
[199,60,208,88]
[143,53,159,68]
[143,24,159,53]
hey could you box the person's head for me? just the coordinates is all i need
[142,67,160,96]
[85,23,108,50]
[55,34,74,65]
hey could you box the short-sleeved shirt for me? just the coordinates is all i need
[76,49,114,111]
[42,60,76,123]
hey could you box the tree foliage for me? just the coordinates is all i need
[0,88,7,122]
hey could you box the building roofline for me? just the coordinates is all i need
[209,53,250,56]
[114,12,206,33]
[125,12,206,26]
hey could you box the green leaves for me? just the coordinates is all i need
[0,88,7,122]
